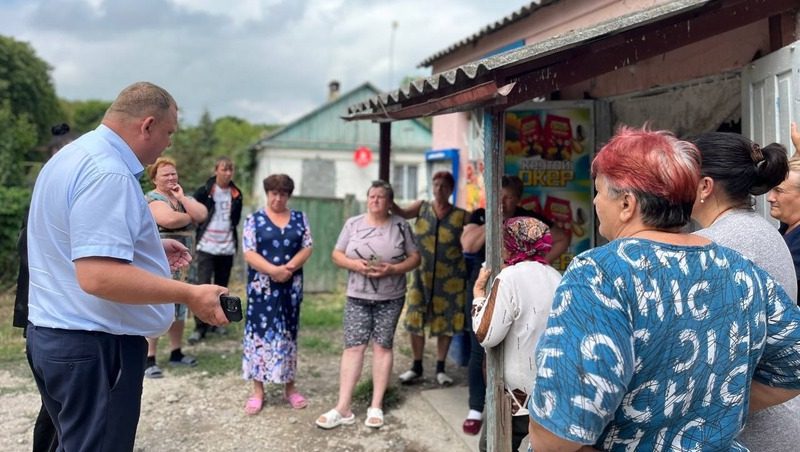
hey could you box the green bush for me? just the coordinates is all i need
[0,186,30,290]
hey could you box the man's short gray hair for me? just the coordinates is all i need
[105,82,176,120]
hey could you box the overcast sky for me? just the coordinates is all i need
[0,0,531,125]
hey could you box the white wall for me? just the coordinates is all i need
[253,147,426,206]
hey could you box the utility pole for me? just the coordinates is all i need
[389,20,398,89]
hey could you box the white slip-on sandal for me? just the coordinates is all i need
[436,372,453,386]
[316,409,355,429]
[144,365,163,379]
[364,407,384,428]
[398,369,421,384]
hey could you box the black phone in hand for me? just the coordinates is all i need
[219,295,243,322]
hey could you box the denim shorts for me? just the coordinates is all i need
[174,303,188,321]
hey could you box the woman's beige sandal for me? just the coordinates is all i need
[316,409,355,429]
[364,407,384,428]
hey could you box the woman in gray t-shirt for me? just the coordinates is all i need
[691,132,799,452]
[691,132,796,300]
[316,180,420,431]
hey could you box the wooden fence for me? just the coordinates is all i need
[290,195,362,293]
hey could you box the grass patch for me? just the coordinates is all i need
[0,282,347,382]
[0,384,33,397]
[352,378,403,409]
[298,291,344,354]
[0,291,30,377]
[299,335,339,354]
[163,342,241,378]
[155,278,247,378]
[300,292,344,328]
[168,288,347,376]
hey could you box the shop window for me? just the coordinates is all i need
[392,164,418,201]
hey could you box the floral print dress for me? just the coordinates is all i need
[242,209,312,383]
[404,201,468,336]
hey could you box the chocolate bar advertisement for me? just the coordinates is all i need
[504,104,594,271]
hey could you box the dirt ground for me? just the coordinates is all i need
[1,331,473,452]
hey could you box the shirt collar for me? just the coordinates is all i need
[95,124,145,178]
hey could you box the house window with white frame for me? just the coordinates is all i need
[392,164,418,201]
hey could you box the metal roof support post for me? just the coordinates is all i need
[379,122,391,182]
[484,109,511,452]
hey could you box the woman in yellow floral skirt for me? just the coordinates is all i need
[392,171,468,385]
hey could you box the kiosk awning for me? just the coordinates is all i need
[344,0,796,122]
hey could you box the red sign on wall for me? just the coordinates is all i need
[353,146,372,167]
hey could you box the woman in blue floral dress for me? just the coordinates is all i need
[242,174,313,415]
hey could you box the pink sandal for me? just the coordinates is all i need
[285,392,308,409]
[244,396,263,415]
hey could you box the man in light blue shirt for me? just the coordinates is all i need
[26,82,230,452]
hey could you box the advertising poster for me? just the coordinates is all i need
[504,103,594,271]
[464,159,486,212]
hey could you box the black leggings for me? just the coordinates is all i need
[465,265,486,412]
[194,251,234,334]
[468,328,486,411]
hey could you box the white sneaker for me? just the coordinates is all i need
[436,372,453,386]
[398,369,421,384]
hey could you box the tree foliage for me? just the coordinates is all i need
[60,99,111,134]
[0,101,37,187]
[0,35,63,289]
[0,102,35,288]
[0,34,279,289]
[0,186,30,289]
[161,110,274,196]
[0,35,64,144]
[213,116,277,197]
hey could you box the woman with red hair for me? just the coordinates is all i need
[527,126,800,451]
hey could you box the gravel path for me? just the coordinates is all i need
[1,340,472,452]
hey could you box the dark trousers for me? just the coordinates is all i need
[26,325,147,452]
[465,260,487,412]
[194,251,234,335]
[468,328,487,411]
[32,403,58,452]
[479,415,529,452]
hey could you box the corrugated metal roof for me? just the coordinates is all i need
[417,0,559,68]
[254,82,431,151]
[346,0,710,121]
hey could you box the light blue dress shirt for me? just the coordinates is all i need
[27,124,173,336]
